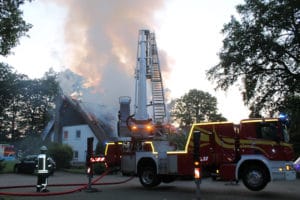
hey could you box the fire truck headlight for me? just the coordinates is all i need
[278,167,283,172]
[131,125,138,131]
[146,125,153,131]
[285,164,292,171]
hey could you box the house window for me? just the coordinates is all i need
[73,151,79,160]
[76,130,81,139]
[63,131,68,140]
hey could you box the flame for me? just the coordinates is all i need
[54,0,169,91]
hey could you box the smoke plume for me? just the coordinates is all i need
[54,0,170,105]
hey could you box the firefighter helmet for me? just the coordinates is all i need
[40,146,48,152]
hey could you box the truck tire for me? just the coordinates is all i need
[139,166,161,188]
[242,165,269,191]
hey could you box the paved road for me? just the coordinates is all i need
[0,172,299,200]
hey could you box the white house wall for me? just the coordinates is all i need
[62,124,98,163]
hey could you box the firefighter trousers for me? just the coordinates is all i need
[36,174,49,192]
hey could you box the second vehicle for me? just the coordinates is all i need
[14,155,56,175]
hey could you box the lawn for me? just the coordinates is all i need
[0,160,17,173]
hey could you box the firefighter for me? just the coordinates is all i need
[36,146,53,192]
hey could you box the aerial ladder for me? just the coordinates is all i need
[118,30,166,139]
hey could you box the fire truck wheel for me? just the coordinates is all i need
[139,166,161,188]
[242,165,268,191]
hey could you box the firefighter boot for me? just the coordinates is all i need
[41,184,49,193]
[40,178,49,192]
[41,188,49,192]
[36,185,41,192]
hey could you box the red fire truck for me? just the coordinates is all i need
[105,117,296,191]
[105,30,296,191]
[0,144,15,161]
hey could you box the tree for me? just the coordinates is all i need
[0,67,59,142]
[169,89,226,127]
[0,63,27,141]
[280,96,300,156]
[20,69,59,135]
[0,63,18,115]
[0,0,32,56]
[206,0,300,116]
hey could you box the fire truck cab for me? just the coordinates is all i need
[105,117,296,191]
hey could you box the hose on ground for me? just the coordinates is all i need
[0,169,134,196]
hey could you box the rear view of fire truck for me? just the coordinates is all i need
[117,29,166,139]
[113,29,171,187]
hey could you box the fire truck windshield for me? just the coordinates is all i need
[258,121,290,143]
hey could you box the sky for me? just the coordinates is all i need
[0,0,249,123]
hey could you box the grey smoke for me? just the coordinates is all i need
[53,0,170,106]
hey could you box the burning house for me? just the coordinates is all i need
[42,94,115,164]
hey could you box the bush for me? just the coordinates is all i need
[0,160,18,174]
[48,143,73,169]
[0,159,5,173]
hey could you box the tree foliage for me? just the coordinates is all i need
[206,0,300,116]
[0,0,59,145]
[0,64,59,142]
[281,96,300,155]
[169,89,226,127]
[0,0,32,56]
[0,63,18,115]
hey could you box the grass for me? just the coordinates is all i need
[0,160,18,173]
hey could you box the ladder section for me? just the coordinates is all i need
[148,32,166,124]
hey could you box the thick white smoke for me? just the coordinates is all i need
[51,0,173,135]
[53,0,170,105]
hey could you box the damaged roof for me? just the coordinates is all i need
[42,94,114,142]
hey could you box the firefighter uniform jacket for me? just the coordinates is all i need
[36,154,53,174]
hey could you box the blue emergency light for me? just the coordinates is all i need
[279,113,289,125]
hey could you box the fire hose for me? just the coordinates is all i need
[0,169,135,196]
